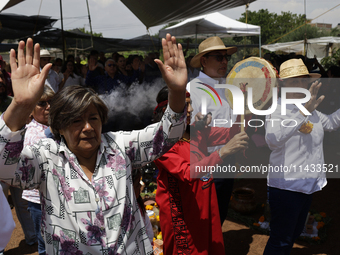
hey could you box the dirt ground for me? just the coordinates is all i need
[4,142,340,255]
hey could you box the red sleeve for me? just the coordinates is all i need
[195,114,252,148]
[154,143,223,181]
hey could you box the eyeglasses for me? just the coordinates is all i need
[107,64,116,67]
[206,54,231,62]
[37,100,51,107]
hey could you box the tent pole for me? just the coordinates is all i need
[259,34,261,58]
[86,0,94,49]
[195,24,198,54]
[59,0,66,62]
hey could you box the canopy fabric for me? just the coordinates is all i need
[0,0,25,12]
[118,34,162,51]
[121,0,256,28]
[0,13,57,42]
[0,42,17,52]
[262,37,340,59]
[159,12,261,39]
[24,29,124,52]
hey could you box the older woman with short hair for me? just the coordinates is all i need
[0,34,187,255]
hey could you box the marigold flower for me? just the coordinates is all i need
[319,212,326,218]
[317,222,325,229]
[145,205,154,210]
[299,121,313,134]
[259,216,265,222]
[253,223,260,227]
[312,236,320,241]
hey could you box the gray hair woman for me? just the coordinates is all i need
[0,34,187,254]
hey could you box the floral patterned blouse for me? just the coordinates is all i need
[0,106,186,255]
[22,119,49,204]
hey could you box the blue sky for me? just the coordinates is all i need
[2,0,340,39]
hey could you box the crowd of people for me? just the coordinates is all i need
[0,31,339,255]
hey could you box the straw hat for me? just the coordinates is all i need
[40,49,51,58]
[279,58,321,79]
[190,37,237,68]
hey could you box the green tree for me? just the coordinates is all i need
[321,48,340,70]
[237,9,306,45]
[281,24,330,43]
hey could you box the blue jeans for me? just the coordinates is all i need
[28,202,46,255]
[263,187,313,255]
[0,183,37,245]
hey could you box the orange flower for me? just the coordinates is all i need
[261,204,265,207]
[312,236,320,241]
[145,205,153,210]
[317,222,325,230]
[259,216,265,222]
[253,223,260,227]
[299,121,313,134]
[319,212,326,218]
[154,202,158,207]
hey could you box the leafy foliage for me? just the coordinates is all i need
[76,27,103,38]
[236,9,336,45]
[321,48,340,70]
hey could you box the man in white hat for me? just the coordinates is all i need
[40,49,62,93]
[187,37,245,226]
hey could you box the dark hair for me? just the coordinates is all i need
[114,54,124,63]
[61,60,77,74]
[49,85,108,140]
[152,86,168,123]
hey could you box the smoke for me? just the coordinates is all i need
[99,79,166,131]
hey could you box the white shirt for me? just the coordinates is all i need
[265,98,340,194]
[187,71,237,153]
[62,73,86,88]
[44,68,62,93]
[22,119,49,204]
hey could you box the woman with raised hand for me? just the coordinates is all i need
[0,34,187,255]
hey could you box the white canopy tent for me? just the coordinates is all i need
[262,37,340,59]
[159,12,261,56]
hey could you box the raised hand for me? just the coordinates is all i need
[88,57,98,71]
[155,33,187,113]
[155,33,187,92]
[304,80,324,115]
[10,39,51,106]
[4,38,51,131]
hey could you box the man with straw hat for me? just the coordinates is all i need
[187,37,248,226]
[264,58,340,254]
[40,49,62,93]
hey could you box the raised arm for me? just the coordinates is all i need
[4,39,51,131]
[155,33,187,113]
